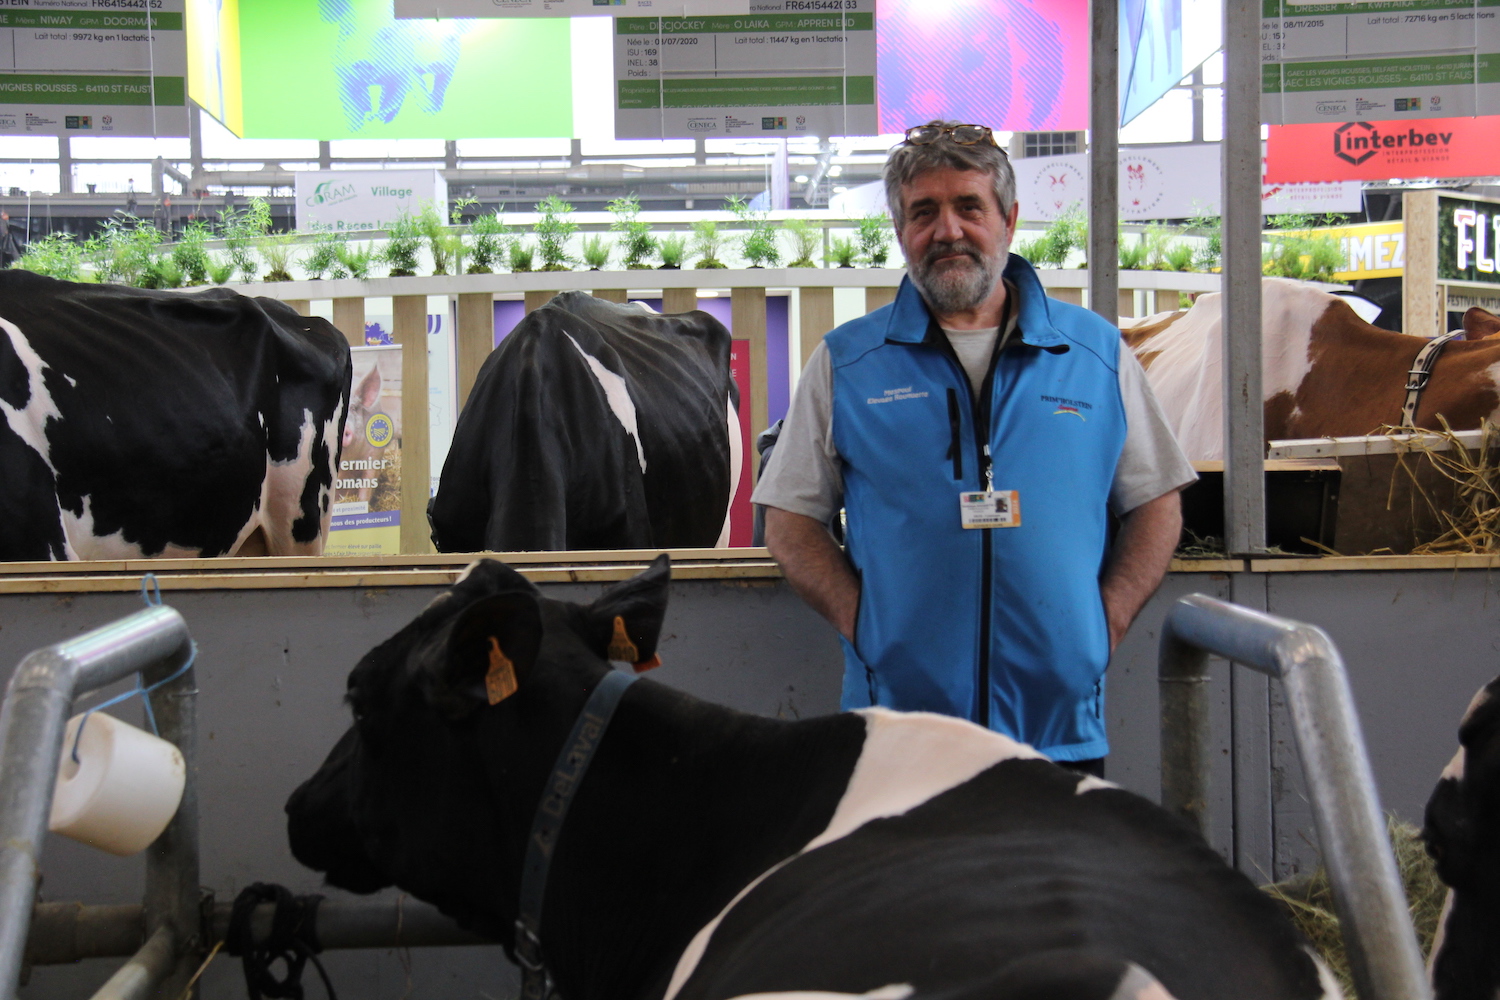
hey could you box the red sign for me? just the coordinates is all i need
[727,340,753,547]
[1266,117,1500,183]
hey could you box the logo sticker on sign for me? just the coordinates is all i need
[960,490,1021,529]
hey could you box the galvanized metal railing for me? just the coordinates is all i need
[1159,594,1429,1000]
[0,605,195,1000]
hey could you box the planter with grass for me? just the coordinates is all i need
[379,212,423,278]
[467,209,511,274]
[857,212,893,267]
[826,236,859,268]
[657,232,688,269]
[783,218,820,268]
[610,195,657,270]
[534,195,578,272]
[691,220,728,269]
[509,240,535,274]
[581,233,612,270]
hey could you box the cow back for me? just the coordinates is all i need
[431,293,734,552]
[0,271,350,558]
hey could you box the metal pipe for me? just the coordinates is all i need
[86,926,175,1000]
[1221,0,1266,554]
[1158,595,1429,1000]
[25,898,484,965]
[1158,628,1211,838]
[0,606,190,1000]
[142,652,199,996]
[1088,0,1119,323]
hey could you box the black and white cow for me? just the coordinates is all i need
[428,292,739,552]
[1424,674,1500,1000]
[286,556,1341,1000]
[0,270,350,559]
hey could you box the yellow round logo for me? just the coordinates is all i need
[365,413,394,448]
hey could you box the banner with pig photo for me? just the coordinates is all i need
[325,345,403,556]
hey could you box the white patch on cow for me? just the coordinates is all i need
[1429,888,1454,979]
[0,316,64,475]
[63,374,76,388]
[1460,684,1492,727]
[1307,946,1347,1000]
[563,332,646,475]
[1132,278,1333,462]
[633,300,660,314]
[1442,746,1466,782]
[664,710,1046,1000]
[455,559,485,585]
[1110,963,1180,1000]
[715,394,741,548]
[63,495,204,560]
[258,406,337,557]
[1075,774,1117,794]
[726,988,913,1000]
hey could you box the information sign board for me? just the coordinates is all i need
[613,5,874,139]
[0,0,188,137]
[1266,115,1500,181]
[1261,0,1500,124]
[294,170,448,233]
[326,345,403,557]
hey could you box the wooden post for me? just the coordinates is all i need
[1117,288,1136,320]
[284,299,310,316]
[593,288,628,303]
[393,294,432,555]
[524,289,558,313]
[663,287,698,314]
[799,286,835,371]
[456,292,493,411]
[732,286,768,484]
[1051,287,1084,306]
[332,297,365,348]
[865,286,896,313]
[1404,189,1440,338]
[1154,289,1182,314]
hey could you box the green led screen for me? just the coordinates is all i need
[232,0,572,139]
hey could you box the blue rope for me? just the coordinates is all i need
[68,575,192,765]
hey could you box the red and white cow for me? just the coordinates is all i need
[1124,278,1500,461]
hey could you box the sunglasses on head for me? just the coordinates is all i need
[903,124,1001,148]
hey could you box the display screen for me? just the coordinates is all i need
[875,0,1088,133]
[196,0,573,139]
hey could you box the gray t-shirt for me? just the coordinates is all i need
[753,317,1196,523]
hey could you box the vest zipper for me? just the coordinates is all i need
[946,389,963,480]
[934,326,1006,731]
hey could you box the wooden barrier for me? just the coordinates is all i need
[215,269,1216,554]
[393,295,432,555]
[332,297,364,348]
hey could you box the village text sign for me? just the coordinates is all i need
[294,170,448,233]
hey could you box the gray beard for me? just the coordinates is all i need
[909,241,1004,316]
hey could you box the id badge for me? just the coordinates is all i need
[960,490,1021,529]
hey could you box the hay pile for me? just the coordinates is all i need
[1381,419,1500,555]
[1263,817,1447,997]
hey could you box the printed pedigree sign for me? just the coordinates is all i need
[326,345,403,556]
[1439,192,1500,286]
[613,3,876,140]
[1012,145,1362,222]
[396,0,749,15]
[294,170,447,233]
[1261,0,1500,125]
[0,0,188,137]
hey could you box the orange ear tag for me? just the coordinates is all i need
[607,615,640,663]
[485,636,518,705]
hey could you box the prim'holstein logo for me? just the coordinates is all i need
[1334,121,1455,165]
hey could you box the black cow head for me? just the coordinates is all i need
[285,555,670,943]
[1424,674,1500,1000]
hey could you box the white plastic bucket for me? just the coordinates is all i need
[49,712,185,856]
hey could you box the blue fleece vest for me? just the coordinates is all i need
[827,255,1127,760]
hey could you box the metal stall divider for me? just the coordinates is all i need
[1158,594,1429,1000]
[0,604,195,1000]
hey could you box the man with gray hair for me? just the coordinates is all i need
[753,121,1194,775]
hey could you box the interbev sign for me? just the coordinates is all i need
[294,170,447,233]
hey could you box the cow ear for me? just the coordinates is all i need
[429,592,543,714]
[587,554,670,672]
